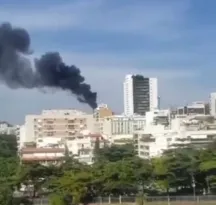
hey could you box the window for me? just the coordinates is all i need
[47,132,54,136]
[140,151,149,156]
[68,125,75,129]
[46,120,54,124]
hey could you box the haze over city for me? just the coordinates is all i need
[0,0,216,123]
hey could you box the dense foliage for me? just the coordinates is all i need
[2,134,216,204]
[0,134,19,204]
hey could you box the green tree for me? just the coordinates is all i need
[101,160,137,195]
[0,185,13,205]
[161,147,201,194]
[199,147,216,193]
[49,170,93,205]
[0,134,17,157]
[95,143,135,162]
[17,163,58,198]
[131,158,152,195]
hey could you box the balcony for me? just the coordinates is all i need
[20,147,65,164]
[21,147,65,154]
[139,138,155,143]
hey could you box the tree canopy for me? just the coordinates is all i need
[35,144,216,204]
[2,134,216,204]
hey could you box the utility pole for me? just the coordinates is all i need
[192,174,196,200]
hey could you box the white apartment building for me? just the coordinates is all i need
[124,75,134,116]
[98,110,169,144]
[66,133,106,164]
[101,114,146,143]
[19,109,107,165]
[0,121,18,135]
[135,110,216,159]
[134,128,178,159]
[17,125,25,150]
[20,133,106,165]
[123,74,158,116]
[149,78,158,111]
[145,109,171,128]
[177,101,209,115]
[210,93,216,116]
[22,109,95,148]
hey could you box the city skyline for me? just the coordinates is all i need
[0,0,216,123]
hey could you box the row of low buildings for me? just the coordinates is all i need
[16,101,216,164]
[135,113,216,158]
[0,121,19,135]
[18,106,110,165]
[17,104,146,164]
[19,133,106,165]
[10,73,216,165]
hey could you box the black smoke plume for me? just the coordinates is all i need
[0,22,97,109]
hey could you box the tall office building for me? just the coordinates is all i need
[123,74,158,116]
[210,93,216,116]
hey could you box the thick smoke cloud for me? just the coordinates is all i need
[0,22,97,109]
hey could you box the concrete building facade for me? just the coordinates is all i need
[23,109,94,146]
[135,110,216,159]
[177,101,209,116]
[210,93,216,116]
[123,74,158,116]
[93,104,113,134]
[19,109,107,165]
[101,114,146,143]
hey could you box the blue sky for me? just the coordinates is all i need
[0,0,216,123]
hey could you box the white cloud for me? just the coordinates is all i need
[0,0,190,38]
[60,52,199,79]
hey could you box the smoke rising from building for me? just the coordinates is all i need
[0,22,97,109]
